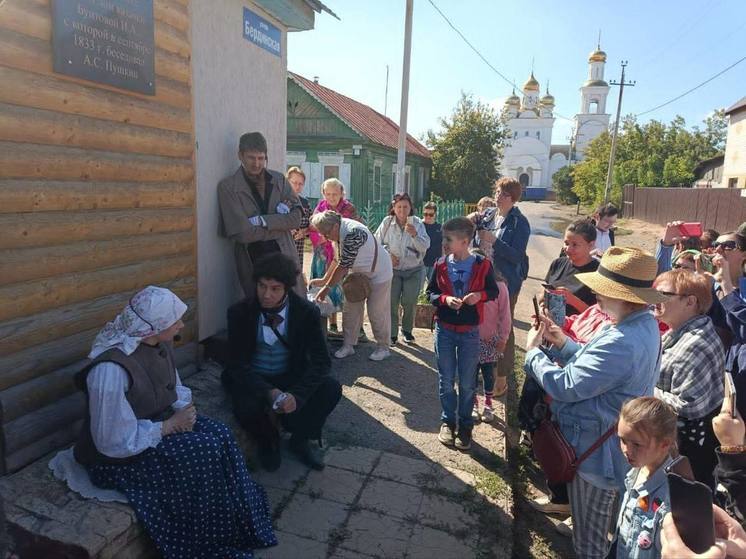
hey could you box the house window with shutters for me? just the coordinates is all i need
[323,165,339,180]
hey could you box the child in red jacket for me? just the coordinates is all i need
[426,218,499,450]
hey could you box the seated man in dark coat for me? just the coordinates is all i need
[222,253,341,471]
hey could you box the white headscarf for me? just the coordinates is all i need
[89,286,187,358]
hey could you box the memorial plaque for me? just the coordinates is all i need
[52,0,155,95]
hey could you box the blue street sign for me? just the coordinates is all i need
[243,7,281,57]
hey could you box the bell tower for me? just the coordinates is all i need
[573,40,611,160]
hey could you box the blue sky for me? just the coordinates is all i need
[288,0,746,145]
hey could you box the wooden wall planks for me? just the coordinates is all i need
[0,0,196,473]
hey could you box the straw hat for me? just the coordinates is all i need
[575,247,668,305]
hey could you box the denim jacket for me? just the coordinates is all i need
[525,309,661,490]
[491,205,530,296]
[615,457,673,559]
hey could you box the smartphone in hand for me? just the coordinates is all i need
[545,291,566,327]
[666,469,715,554]
[725,371,738,418]
[678,222,702,238]
[532,295,540,328]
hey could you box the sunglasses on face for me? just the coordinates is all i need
[713,240,738,251]
[656,290,692,298]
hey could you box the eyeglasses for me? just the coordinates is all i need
[392,193,412,202]
[656,290,692,298]
[672,263,694,270]
[713,240,738,251]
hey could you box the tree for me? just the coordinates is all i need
[426,92,507,201]
[570,111,725,205]
[552,165,577,204]
[702,109,727,152]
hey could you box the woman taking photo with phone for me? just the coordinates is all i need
[375,193,430,345]
[710,232,746,417]
[544,218,599,316]
[524,247,664,559]
[653,269,724,488]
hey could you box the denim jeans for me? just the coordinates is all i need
[478,362,496,396]
[435,324,480,428]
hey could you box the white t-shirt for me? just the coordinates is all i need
[595,228,612,254]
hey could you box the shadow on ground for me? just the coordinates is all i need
[189,323,513,559]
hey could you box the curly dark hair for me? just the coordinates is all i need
[388,192,414,216]
[567,218,597,242]
[252,253,299,290]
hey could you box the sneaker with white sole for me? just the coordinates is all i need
[555,516,573,537]
[481,406,495,422]
[454,427,472,450]
[438,423,456,446]
[530,496,571,515]
[369,347,390,361]
[471,407,481,422]
[334,345,355,359]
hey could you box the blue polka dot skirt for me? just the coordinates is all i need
[88,415,277,558]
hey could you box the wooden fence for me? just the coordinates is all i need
[0,0,196,474]
[622,185,746,233]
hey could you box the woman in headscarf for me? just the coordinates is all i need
[51,286,276,559]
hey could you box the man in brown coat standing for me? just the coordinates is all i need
[218,132,304,301]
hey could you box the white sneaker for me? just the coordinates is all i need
[530,496,571,515]
[369,347,390,361]
[555,516,573,538]
[481,406,495,422]
[334,345,355,359]
[471,407,481,422]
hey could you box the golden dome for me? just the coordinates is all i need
[589,49,607,62]
[540,91,555,105]
[583,79,608,87]
[523,72,540,91]
[506,89,520,106]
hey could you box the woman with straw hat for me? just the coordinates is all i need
[524,247,666,559]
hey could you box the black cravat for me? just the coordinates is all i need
[263,313,284,329]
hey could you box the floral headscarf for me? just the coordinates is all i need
[89,286,187,358]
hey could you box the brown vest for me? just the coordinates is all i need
[74,343,178,466]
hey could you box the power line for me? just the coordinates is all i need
[427,0,575,122]
[635,54,746,117]
[426,0,515,89]
[638,0,720,68]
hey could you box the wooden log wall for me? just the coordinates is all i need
[0,0,197,474]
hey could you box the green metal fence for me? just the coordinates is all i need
[359,199,466,231]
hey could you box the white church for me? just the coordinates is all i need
[500,45,611,199]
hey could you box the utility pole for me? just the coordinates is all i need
[395,0,413,194]
[384,65,390,117]
[604,61,635,202]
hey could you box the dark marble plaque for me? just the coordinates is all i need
[52,0,155,95]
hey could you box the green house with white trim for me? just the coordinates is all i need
[286,72,432,209]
